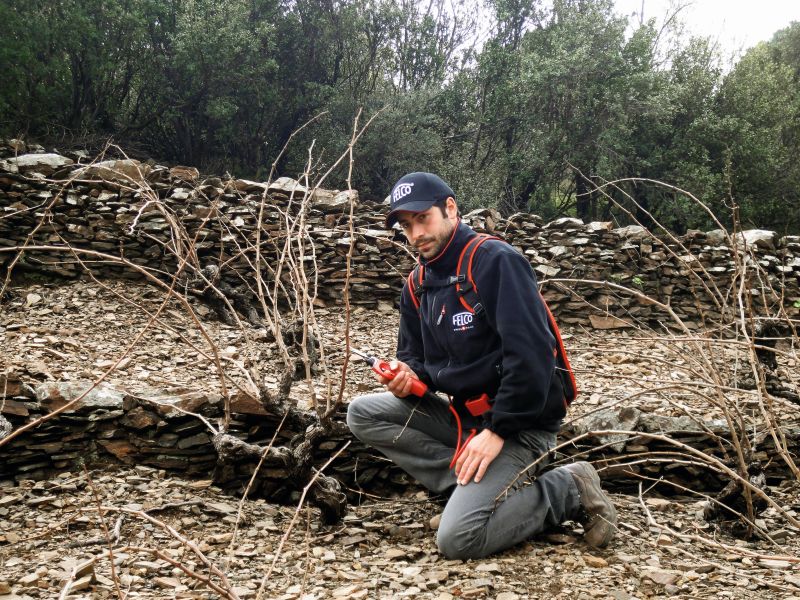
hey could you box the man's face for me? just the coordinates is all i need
[396,198,458,259]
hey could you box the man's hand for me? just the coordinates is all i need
[454,429,504,485]
[377,360,419,398]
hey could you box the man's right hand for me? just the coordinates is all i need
[378,360,419,398]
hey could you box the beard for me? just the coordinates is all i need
[415,219,456,259]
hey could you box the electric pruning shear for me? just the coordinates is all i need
[349,348,493,469]
[350,348,439,401]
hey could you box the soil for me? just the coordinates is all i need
[2,276,800,599]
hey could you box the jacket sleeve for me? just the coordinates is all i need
[396,280,432,387]
[472,245,558,438]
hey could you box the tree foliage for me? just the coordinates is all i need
[1,0,799,232]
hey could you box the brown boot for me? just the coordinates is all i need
[562,461,617,548]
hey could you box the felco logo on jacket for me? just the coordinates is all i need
[452,311,474,332]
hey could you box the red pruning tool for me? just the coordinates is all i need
[350,348,480,469]
[350,348,437,400]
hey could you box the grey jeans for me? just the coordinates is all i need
[347,392,580,559]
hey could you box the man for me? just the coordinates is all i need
[347,172,616,559]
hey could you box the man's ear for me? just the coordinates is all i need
[445,197,458,220]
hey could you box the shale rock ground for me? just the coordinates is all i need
[2,277,800,599]
[2,464,800,600]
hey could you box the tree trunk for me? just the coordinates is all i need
[575,172,590,222]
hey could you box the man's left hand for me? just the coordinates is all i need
[454,429,504,485]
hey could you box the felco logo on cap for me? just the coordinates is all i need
[392,182,414,204]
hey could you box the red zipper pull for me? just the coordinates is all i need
[436,303,446,326]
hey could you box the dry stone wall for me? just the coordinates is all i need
[3,371,797,496]
[0,373,375,500]
[1,147,799,326]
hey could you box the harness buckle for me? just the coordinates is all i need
[465,393,492,417]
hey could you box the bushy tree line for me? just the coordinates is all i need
[1,0,799,233]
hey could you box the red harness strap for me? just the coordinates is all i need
[407,263,424,312]
[448,403,477,469]
[455,234,499,314]
[542,299,579,406]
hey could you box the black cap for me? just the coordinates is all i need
[386,172,455,228]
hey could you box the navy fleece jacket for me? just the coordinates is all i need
[397,221,567,438]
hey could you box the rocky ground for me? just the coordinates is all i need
[1,465,800,599]
[2,276,800,599]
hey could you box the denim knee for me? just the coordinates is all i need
[436,519,486,560]
[346,393,391,441]
[346,395,370,438]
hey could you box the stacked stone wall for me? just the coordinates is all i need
[0,375,358,500]
[3,373,797,494]
[1,150,798,326]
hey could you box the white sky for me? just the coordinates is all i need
[615,0,800,59]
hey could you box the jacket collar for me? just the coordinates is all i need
[419,220,476,274]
